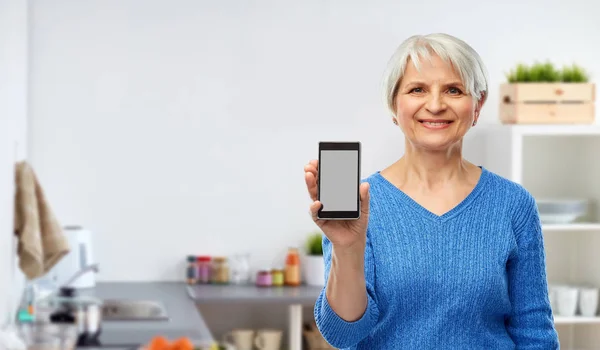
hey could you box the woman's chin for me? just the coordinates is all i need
[410,136,460,152]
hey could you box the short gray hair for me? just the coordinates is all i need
[382,33,489,116]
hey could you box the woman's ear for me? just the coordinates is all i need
[473,92,486,125]
[477,92,487,109]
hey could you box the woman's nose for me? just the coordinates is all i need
[425,94,447,114]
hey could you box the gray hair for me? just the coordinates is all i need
[382,33,489,116]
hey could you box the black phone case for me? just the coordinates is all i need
[317,141,361,220]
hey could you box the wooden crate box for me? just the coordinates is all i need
[499,83,595,124]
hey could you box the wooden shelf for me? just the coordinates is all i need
[543,223,600,232]
[554,316,600,324]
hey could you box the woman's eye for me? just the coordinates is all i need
[410,87,423,93]
[448,87,463,95]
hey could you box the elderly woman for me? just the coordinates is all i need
[303,33,559,349]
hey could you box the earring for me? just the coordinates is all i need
[393,119,398,125]
[472,120,477,126]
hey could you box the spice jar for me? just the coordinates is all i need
[256,269,272,287]
[211,257,230,284]
[271,268,284,287]
[197,256,212,284]
[186,255,197,284]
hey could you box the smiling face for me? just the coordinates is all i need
[393,54,483,152]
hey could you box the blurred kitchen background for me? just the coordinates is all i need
[1,0,600,349]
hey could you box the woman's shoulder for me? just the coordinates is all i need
[361,171,383,185]
[480,167,537,218]
[358,171,402,211]
[360,171,395,198]
[482,168,534,202]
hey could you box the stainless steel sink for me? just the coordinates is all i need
[101,300,169,321]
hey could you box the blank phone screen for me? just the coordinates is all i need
[319,150,359,212]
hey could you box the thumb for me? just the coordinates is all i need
[309,200,323,225]
[360,182,370,215]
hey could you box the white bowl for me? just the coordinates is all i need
[536,198,588,224]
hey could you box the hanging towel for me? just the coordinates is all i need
[13,161,70,280]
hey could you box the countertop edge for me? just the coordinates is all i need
[78,282,215,346]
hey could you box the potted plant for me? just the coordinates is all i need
[499,61,595,124]
[303,231,325,286]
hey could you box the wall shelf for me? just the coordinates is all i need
[484,124,600,349]
[555,316,600,325]
[509,124,600,136]
[543,223,600,232]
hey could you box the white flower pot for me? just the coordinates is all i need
[303,255,325,286]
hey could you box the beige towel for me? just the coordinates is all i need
[13,161,70,280]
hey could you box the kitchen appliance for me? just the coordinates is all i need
[49,226,96,289]
[35,286,104,347]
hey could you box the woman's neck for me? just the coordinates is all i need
[386,140,478,191]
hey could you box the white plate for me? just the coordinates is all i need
[540,214,581,224]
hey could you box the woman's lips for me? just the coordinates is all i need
[419,120,453,130]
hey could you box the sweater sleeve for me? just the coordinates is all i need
[506,192,560,349]
[313,229,380,348]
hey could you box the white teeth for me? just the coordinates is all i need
[423,121,450,126]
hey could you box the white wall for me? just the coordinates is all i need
[27,0,600,282]
[0,0,28,325]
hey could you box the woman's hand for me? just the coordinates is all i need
[304,159,370,250]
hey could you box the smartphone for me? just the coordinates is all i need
[317,141,361,220]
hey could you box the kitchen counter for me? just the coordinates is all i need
[75,282,214,348]
[188,283,323,350]
[187,283,322,304]
[64,282,320,350]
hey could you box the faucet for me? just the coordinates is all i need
[61,263,99,288]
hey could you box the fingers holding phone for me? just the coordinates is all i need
[304,142,370,249]
[359,181,370,217]
[304,160,318,201]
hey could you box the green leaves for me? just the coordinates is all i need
[511,63,532,82]
[506,62,589,83]
[306,231,324,255]
[562,64,589,83]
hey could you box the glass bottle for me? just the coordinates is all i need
[186,255,197,284]
[284,247,301,286]
[271,268,284,287]
[211,257,230,284]
[256,269,272,287]
[230,253,251,285]
[196,256,212,284]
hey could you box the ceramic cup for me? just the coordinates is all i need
[579,287,599,317]
[556,286,579,317]
[254,329,283,350]
[223,329,255,350]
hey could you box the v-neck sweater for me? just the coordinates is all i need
[314,166,560,349]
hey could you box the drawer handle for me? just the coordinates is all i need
[555,88,564,95]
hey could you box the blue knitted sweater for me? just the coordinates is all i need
[314,166,560,349]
